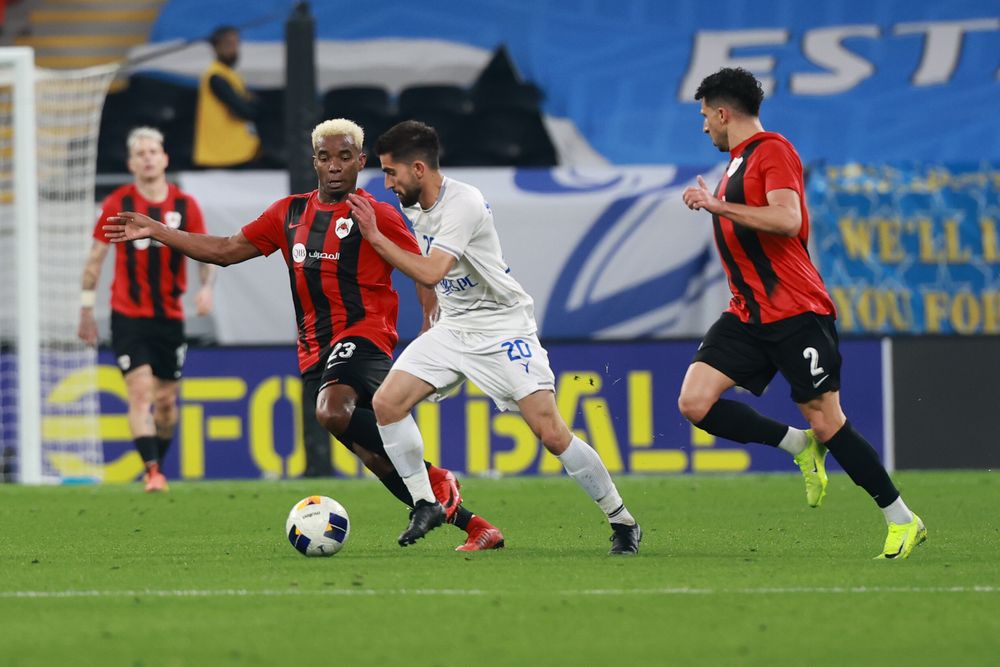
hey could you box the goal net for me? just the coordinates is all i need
[0,48,117,483]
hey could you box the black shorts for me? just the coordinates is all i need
[110,312,187,380]
[301,336,393,407]
[693,311,842,404]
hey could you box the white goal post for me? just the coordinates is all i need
[0,47,116,484]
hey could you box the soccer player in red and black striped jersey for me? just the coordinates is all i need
[78,126,216,492]
[678,68,925,559]
[103,119,504,551]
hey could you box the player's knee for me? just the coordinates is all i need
[316,402,352,437]
[371,390,402,426]
[154,393,177,415]
[806,415,844,443]
[677,392,710,424]
[128,397,154,416]
[532,419,572,453]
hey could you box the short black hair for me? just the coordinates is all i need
[694,67,764,117]
[374,120,440,169]
[209,26,238,48]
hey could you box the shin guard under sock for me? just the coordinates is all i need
[823,421,899,508]
[695,399,788,446]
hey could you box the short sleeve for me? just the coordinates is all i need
[429,190,484,259]
[375,202,421,255]
[755,141,802,195]
[241,198,288,257]
[183,195,207,235]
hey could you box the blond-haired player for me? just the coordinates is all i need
[79,126,215,492]
[104,119,504,550]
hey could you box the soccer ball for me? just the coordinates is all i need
[286,495,350,557]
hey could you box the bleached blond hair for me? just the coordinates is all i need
[311,118,364,152]
[126,126,165,153]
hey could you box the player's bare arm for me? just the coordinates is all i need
[77,239,111,346]
[195,262,217,316]
[348,193,456,287]
[104,211,262,266]
[683,175,802,236]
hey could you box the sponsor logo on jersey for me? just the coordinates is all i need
[439,274,478,296]
[308,250,341,261]
[292,243,307,263]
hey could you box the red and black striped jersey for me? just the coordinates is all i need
[710,131,836,324]
[242,189,420,373]
[93,183,206,320]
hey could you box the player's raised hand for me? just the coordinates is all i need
[103,211,157,243]
[682,175,721,213]
[347,193,381,242]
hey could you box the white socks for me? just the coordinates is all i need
[378,415,435,504]
[881,496,915,525]
[778,427,808,456]
[558,436,635,526]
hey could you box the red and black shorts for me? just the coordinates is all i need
[693,311,842,404]
[110,312,187,380]
[301,336,393,407]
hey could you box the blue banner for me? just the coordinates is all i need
[149,0,1000,164]
[809,162,1000,334]
[27,340,887,481]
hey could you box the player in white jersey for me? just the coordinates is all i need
[347,120,641,554]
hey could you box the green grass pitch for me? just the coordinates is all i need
[1,471,998,666]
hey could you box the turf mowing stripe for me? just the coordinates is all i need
[2,586,997,599]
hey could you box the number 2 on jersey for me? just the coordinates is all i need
[802,347,825,376]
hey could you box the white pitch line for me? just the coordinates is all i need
[1,586,996,599]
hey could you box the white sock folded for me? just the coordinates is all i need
[378,415,435,504]
[778,427,808,456]
[881,496,915,525]
[558,436,635,526]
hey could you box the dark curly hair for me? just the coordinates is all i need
[694,67,764,117]
[374,120,441,169]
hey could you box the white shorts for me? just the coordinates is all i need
[392,326,556,412]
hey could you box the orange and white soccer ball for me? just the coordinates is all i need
[286,495,350,557]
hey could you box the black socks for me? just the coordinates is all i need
[695,398,788,446]
[134,436,159,463]
[823,421,900,508]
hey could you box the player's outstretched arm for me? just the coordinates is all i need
[348,193,455,287]
[104,211,262,266]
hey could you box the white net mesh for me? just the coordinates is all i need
[0,59,117,482]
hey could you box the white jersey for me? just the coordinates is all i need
[404,176,536,333]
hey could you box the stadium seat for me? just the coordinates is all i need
[96,89,132,173]
[393,108,472,167]
[397,84,471,116]
[471,82,543,113]
[321,86,394,160]
[96,74,199,173]
[467,108,557,167]
[321,85,392,119]
[253,88,288,169]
